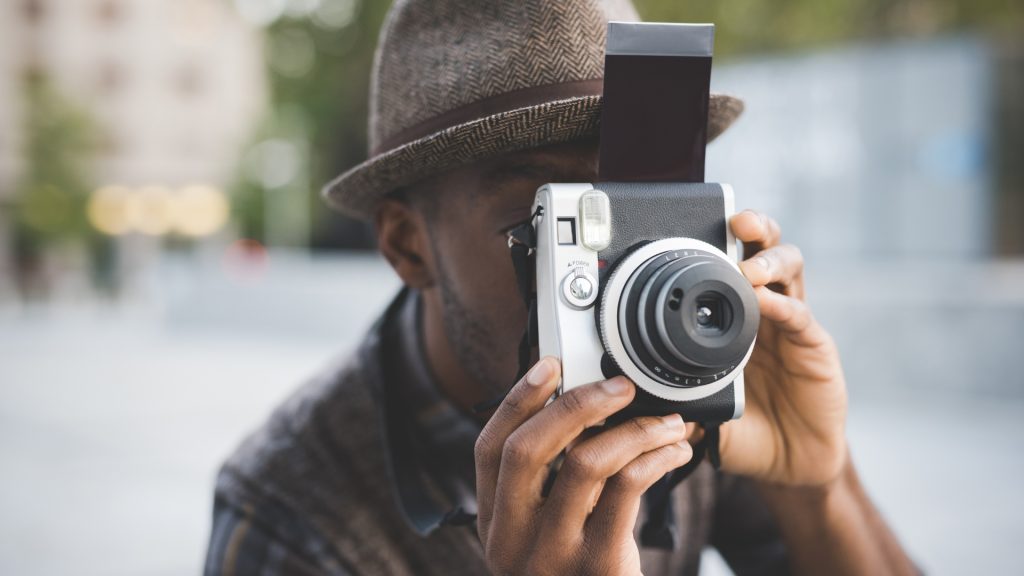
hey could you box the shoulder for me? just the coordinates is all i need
[207,291,489,575]
[212,348,396,556]
[222,352,377,485]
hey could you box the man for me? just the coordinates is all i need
[206,0,918,574]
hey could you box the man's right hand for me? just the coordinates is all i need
[474,356,693,575]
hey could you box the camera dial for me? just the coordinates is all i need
[562,266,598,309]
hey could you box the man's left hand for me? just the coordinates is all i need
[718,210,849,487]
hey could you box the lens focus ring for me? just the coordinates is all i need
[607,246,760,388]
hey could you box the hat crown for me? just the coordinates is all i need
[369,0,639,153]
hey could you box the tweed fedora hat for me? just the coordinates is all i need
[323,0,744,220]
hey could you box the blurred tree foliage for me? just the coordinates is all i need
[238,0,1023,250]
[12,72,101,260]
[232,0,391,249]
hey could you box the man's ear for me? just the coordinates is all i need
[376,198,436,289]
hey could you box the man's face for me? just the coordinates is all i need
[422,139,600,401]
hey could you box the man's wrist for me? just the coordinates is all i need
[754,444,852,515]
[751,445,919,576]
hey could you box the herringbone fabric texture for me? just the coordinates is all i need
[323,0,744,220]
[370,0,625,151]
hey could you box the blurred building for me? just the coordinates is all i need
[707,36,1000,261]
[706,35,1024,398]
[0,0,266,298]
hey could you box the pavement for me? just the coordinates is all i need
[0,251,1021,575]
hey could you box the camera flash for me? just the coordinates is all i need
[579,190,611,251]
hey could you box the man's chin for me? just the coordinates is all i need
[476,362,522,406]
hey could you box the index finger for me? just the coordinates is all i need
[474,356,561,537]
[730,209,782,256]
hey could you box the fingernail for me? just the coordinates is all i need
[677,440,693,453]
[526,357,554,386]
[601,377,630,395]
[755,256,769,269]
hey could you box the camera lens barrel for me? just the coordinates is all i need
[609,244,759,389]
[654,256,757,368]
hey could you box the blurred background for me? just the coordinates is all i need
[1,0,1022,574]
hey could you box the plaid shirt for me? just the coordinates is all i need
[205,290,789,575]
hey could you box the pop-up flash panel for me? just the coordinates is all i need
[598,22,714,184]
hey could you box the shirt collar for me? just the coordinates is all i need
[369,288,481,535]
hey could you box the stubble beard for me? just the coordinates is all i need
[435,267,512,405]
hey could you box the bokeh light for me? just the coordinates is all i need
[244,138,302,189]
[87,185,133,236]
[222,237,269,279]
[87,184,230,237]
[127,185,176,236]
[268,28,317,79]
[312,0,359,29]
[172,185,230,237]
[233,0,287,27]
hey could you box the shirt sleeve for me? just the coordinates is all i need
[709,473,791,576]
[205,493,352,576]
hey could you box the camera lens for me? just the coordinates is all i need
[696,304,713,326]
[697,296,721,327]
[613,247,759,387]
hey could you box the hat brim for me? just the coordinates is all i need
[323,93,743,220]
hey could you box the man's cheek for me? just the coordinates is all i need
[457,240,521,300]
[491,308,527,382]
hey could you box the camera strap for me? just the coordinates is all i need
[639,421,720,549]
[508,214,540,386]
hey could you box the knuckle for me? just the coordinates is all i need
[627,416,661,441]
[616,460,654,492]
[622,466,651,491]
[793,300,814,329]
[563,447,602,480]
[671,442,693,465]
[474,428,499,464]
[779,296,799,322]
[501,431,536,468]
[787,296,807,318]
[555,386,590,417]
[500,386,528,416]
